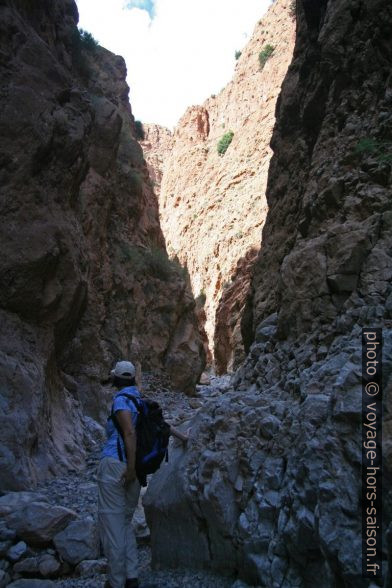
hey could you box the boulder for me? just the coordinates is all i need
[6,542,27,563]
[0,493,48,517]
[0,520,16,542]
[38,554,61,578]
[0,570,10,588]
[13,556,40,575]
[199,372,211,386]
[75,558,107,577]
[0,542,12,558]
[144,443,212,570]
[5,503,76,546]
[258,415,281,439]
[53,518,99,565]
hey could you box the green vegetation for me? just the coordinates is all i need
[217,131,234,155]
[79,29,99,51]
[354,137,392,163]
[289,0,296,18]
[196,290,207,307]
[258,44,275,70]
[134,120,145,140]
[148,248,175,280]
[129,170,143,193]
[71,28,99,79]
[235,50,242,60]
[119,243,185,281]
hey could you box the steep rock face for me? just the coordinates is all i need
[214,248,259,372]
[144,0,392,586]
[0,0,204,491]
[151,0,295,371]
[140,124,172,199]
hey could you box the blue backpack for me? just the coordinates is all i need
[109,393,171,486]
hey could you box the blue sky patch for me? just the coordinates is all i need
[125,0,155,18]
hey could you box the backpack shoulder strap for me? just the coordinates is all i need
[115,392,143,413]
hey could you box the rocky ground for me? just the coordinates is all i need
[1,374,249,588]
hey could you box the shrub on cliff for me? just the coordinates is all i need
[79,29,99,51]
[235,50,242,60]
[129,169,143,193]
[147,248,174,280]
[289,0,296,18]
[71,28,98,79]
[119,244,185,281]
[196,291,207,307]
[258,44,275,70]
[354,137,392,163]
[135,120,145,140]
[217,131,234,155]
[148,248,186,280]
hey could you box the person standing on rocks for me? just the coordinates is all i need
[98,360,187,588]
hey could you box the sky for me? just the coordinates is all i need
[76,0,272,129]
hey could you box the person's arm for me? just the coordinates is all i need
[116,410,137,485]
[170,425,189,443]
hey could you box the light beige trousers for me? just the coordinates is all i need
[98,457,141,588]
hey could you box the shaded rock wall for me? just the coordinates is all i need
[144,0,392,586]
[214,248,259,373]
[0,0,204,491]
[142,0,295,372]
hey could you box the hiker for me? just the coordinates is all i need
[98,360,188,588]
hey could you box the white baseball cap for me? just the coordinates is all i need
[111,360,136,380]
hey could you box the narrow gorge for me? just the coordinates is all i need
[0,0,391,587]
[141,0,296,372]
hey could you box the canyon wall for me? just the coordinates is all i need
[142,0,295,372]
[140,123,172,199]
[0,0,204,492]
[145,0,392,586]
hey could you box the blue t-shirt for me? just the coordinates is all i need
[101,386,141,463]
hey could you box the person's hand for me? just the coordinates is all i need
[121,467,137,487]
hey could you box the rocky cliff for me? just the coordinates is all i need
[0,0,204,491]
[145,0,392,586]
[142,0,295,373]
[140,123,172,200]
